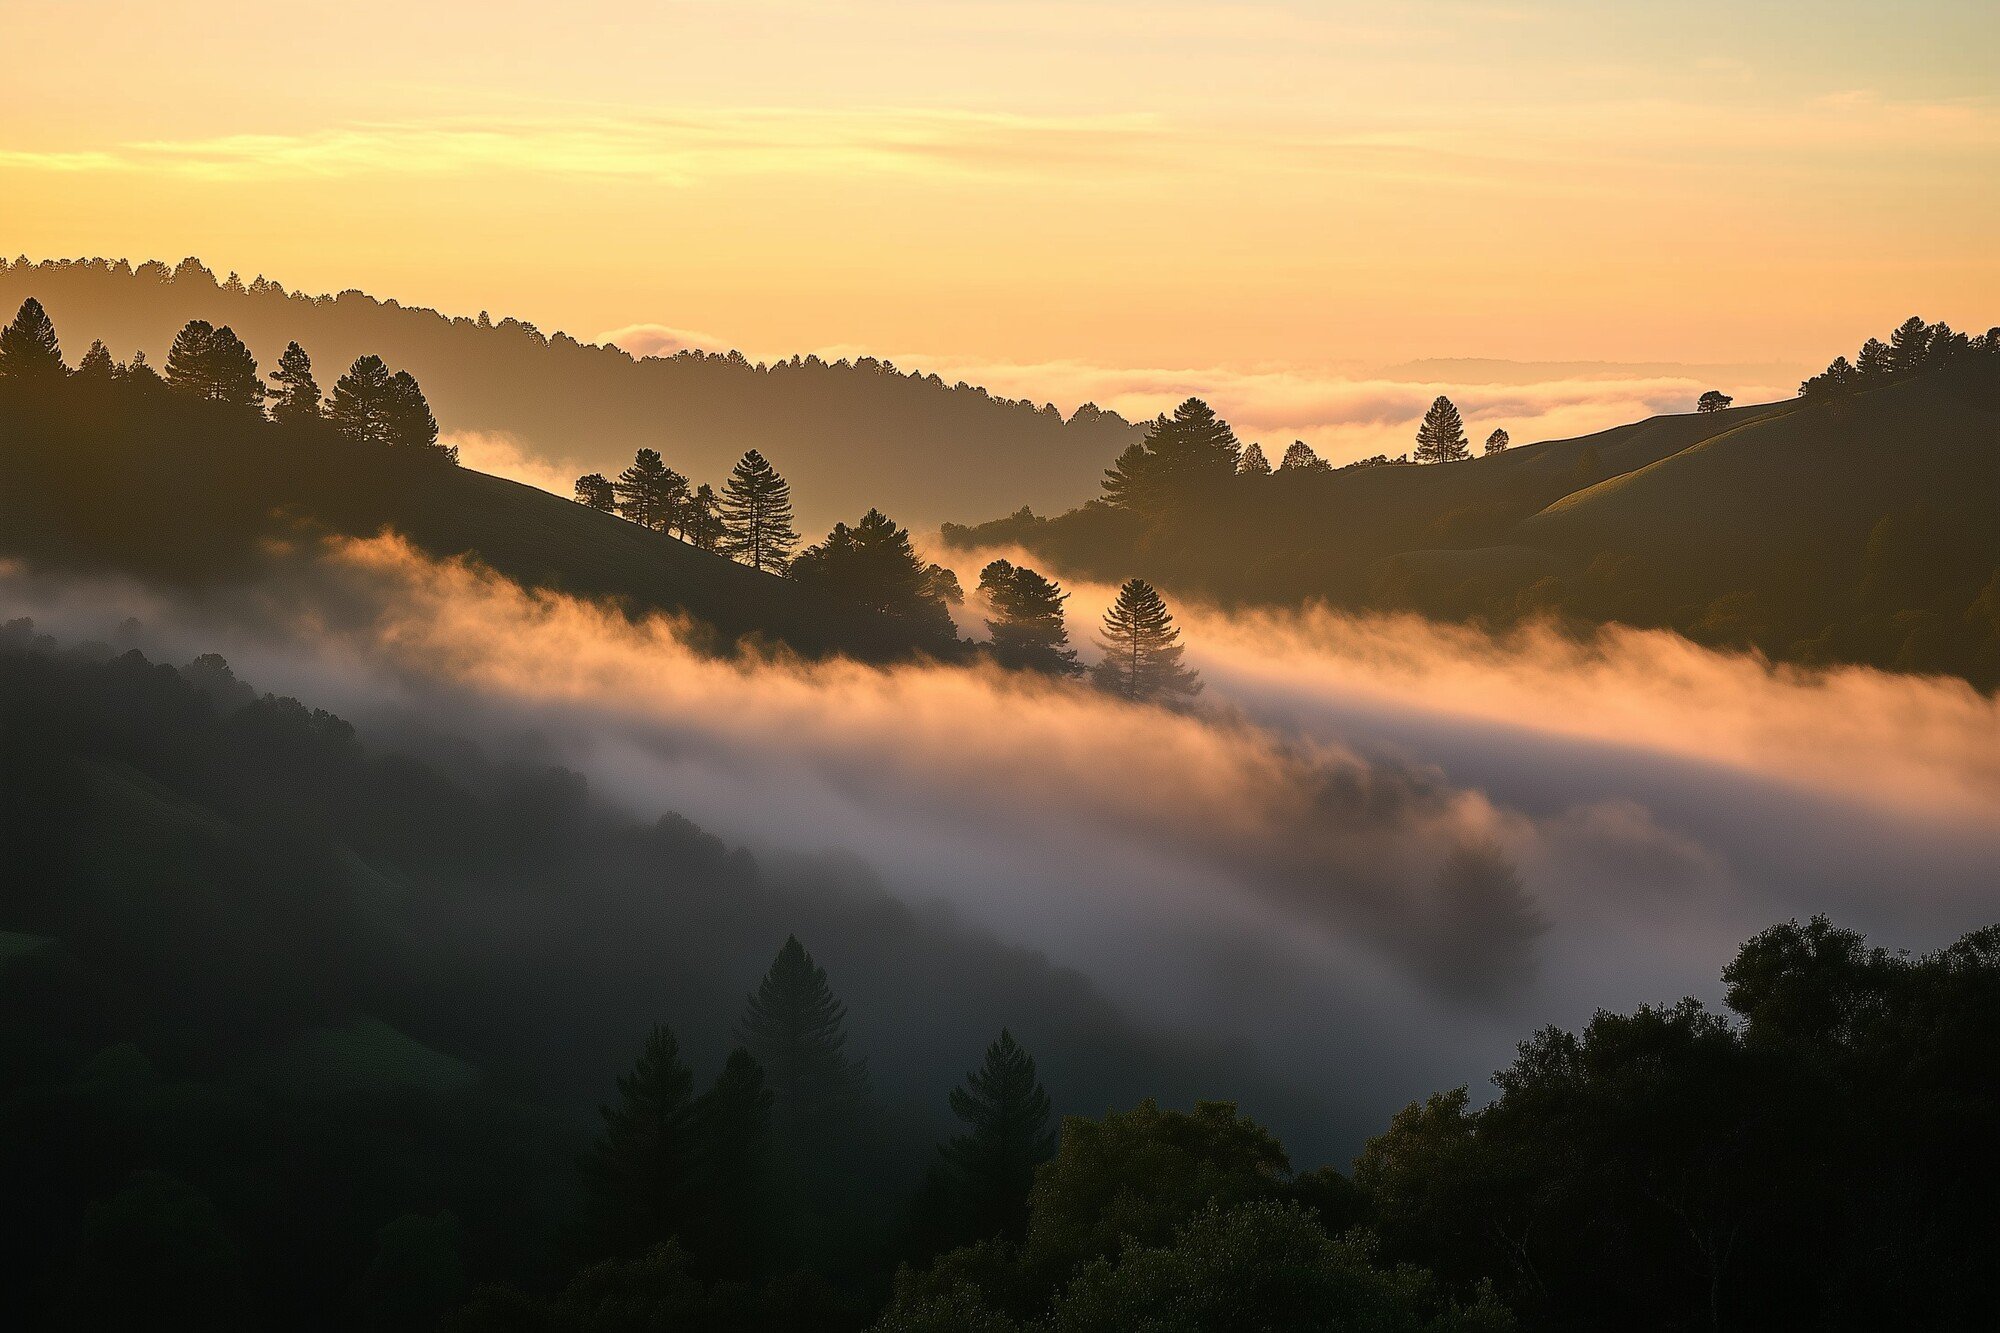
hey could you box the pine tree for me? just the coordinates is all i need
[1094,578,1201,703]
[1413,396,1469,463]
[0,298,64,382]
[1856,338,1893,380]
[979,559,1081,677]
[938,1030,1056,1242]
[1237,442,1272,475]
[0,297,64,382]
[1101,399,1242,512]
[124,350,164,390]
[580,1025,699,1258]
[718,449,798,572]
[74,340,116,385]
[164,321,262,409]
[1484,428,1511,453]
[683,483,726,551]
[1888,316,1932,377]
[575,473,617,511]
[385,370,449,458]
[330,355,396,445]
[267,342,323,426]
[737,937,868,1173]
[687,1049,773,1278]
[614,449,681,530]
[792,509,957,642]
[1278,440,1330,472]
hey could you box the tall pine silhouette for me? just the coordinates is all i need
[267,342,323,426]
[164,321,263,409]
[613,448,686,531]
[719,449,798,572]
[938,1030,1056,1242]
[1413,395,1469,463]
[580,1024,698,1258]
[1094,578,1201,703]
[0,298,64,382]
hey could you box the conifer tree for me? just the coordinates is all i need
[792,509,957,642]
[1237,442,1272,475]
[0,297,64,381]
[164,321,262,409]
[575,473,617,512]
[1484,427,1511,453]
[74,340,116,385]
[683,483,726,551]
[1094,578,1201,703]
[124,349,164,390]
[330,355,396,444]
[718,449,798,572]
[267,342,323,426]
[688,1048,773,1278]
[614,449,682,530]
[1888,316,1932,376]
[938,1030,1057,1242]
[385,370,448,458]
[1102,398,1242,512]
[1857,338,1893,380]
[737,937,868,1189]
[1278,440,1330,472]
[580,1025,699,1258]
[978,559,1082,677]
[1413,395,1469,463]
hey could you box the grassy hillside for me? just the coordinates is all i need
[946,362,2000,686]
[0,371,953,662]
[0,257,1140,530]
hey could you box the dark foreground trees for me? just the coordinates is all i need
[1093,578,1201,703]
[328,354,451,458]
[720,448,799,572]
[0,297,64,381]
[791,508,959,646]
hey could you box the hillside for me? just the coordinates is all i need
[0,371,952,663]
[0,257,1140,530]
[946,361,2000,687]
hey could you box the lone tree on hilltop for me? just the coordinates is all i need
[1484,428,1510,454]
[1413,395,1469,463]
[979,559,1082,677]
[574,473,616,512]
[1095,578,1201,704]
[267,342,323,425]
[719,449,798,572]
[0,297,65,382]
[1696,391,1731,414]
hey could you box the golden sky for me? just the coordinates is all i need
[5,0,1996,379]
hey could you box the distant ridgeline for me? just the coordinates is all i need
[0,257,1140,527]
[945,319,2000,689]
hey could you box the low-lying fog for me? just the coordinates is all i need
[9,535,1996,1153]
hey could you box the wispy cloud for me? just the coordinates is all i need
[0,109,1173,183]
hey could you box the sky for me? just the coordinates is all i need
[4,0,1996,402]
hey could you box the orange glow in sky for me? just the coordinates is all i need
[4,0,1995,378]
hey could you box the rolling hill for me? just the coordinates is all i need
[0,257,1140,531]
[945,359,2000,687]
[0,371,953,662]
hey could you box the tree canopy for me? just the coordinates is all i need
[1413,395,1470,463]
[0,297,64,382]
[164,320,264,409]
[978,559,1081,677]
[1102,397,1242,512]
[1093,578,1201,703]
[719,448,799,573]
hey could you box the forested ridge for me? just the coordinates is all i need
[947,319,2000,689]
[0,257,1140,527]
[1,626,1993,1330]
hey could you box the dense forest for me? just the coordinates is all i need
[2,626,1994,1330]
[0,257,1140,527]
[946,320,2000,688]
